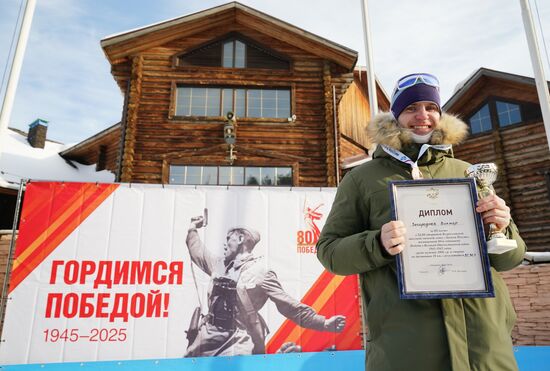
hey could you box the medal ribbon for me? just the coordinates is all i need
[381,144,452,180]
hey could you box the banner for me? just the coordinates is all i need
[0,182,361,365]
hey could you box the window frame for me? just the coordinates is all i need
[466,97,532,137]
[172,32,292,72]
[170,82,295,123]
[222,40,247,68]
[167,164,295,186]
[468,103,493,135]
[495,100,522,128]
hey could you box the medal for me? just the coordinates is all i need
[411,167,423,180]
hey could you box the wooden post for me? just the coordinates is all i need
[323,62,336,187]
[120,55,143,183]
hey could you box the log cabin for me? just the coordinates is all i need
[61,2,389,188]
[444,68,549,252]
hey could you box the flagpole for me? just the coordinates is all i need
[519,0,550,151]
[0,0,37,163]
[360,0,378,119]
[358,0,377,349]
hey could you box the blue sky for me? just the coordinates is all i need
[0,0,549,144]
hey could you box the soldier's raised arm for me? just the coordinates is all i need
[186,215,215,276]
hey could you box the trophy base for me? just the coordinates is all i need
[487,238,518,255]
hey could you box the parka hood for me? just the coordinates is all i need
[367,112,469,151]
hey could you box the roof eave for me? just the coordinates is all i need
[443,67,549,110]
[60,122,121,157]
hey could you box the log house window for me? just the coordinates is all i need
[176,87,221,116]
[469,104,492,134]
[169,165,292,186]
[223,40,246,68]
[178,36,289,70]
[468,99,526,135]
[496,101,521,127]
[176,86,290,119]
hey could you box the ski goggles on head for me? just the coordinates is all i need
[392,73,440,99]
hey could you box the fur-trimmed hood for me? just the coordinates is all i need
[367,112,469,150]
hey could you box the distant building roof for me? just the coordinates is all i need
[443,67,550,111]
[0,128,115,190]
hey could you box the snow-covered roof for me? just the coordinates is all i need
[0,128,115,190]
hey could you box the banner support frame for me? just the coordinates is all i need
[0,179,26,340]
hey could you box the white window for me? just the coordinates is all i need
[496,101,521,127]
[469,104,492,134]
[169,166,293,186]
[176,86,290,119]
[222,40,246,68]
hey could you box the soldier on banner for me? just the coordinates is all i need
[184,214,346,357]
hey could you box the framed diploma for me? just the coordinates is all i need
[388,178,494,299]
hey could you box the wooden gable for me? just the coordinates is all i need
[101,2,357,92]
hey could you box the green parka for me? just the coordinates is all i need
[317,112,526,371]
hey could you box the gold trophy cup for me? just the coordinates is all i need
[465,163,517,254]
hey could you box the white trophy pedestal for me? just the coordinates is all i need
[487,238,518,254]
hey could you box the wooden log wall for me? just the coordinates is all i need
[338,82,372,150]
[112,25,355,187]
[100,136,119,172]
[329,66,383,182]
[0,231,15,336]
[0,232,12,295]
[454,120,550,252]
[120,56,143,182]
[323,62,336,186]
[339,136,368,160]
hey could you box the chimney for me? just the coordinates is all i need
[27,118,49,148]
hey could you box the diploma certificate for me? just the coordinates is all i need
[389,178,494,299]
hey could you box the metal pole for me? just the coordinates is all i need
[359,1,377,346]
[360,0,378,119]
[0,180,26,339]
[520,0,550,151]
[0,0,36,164]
